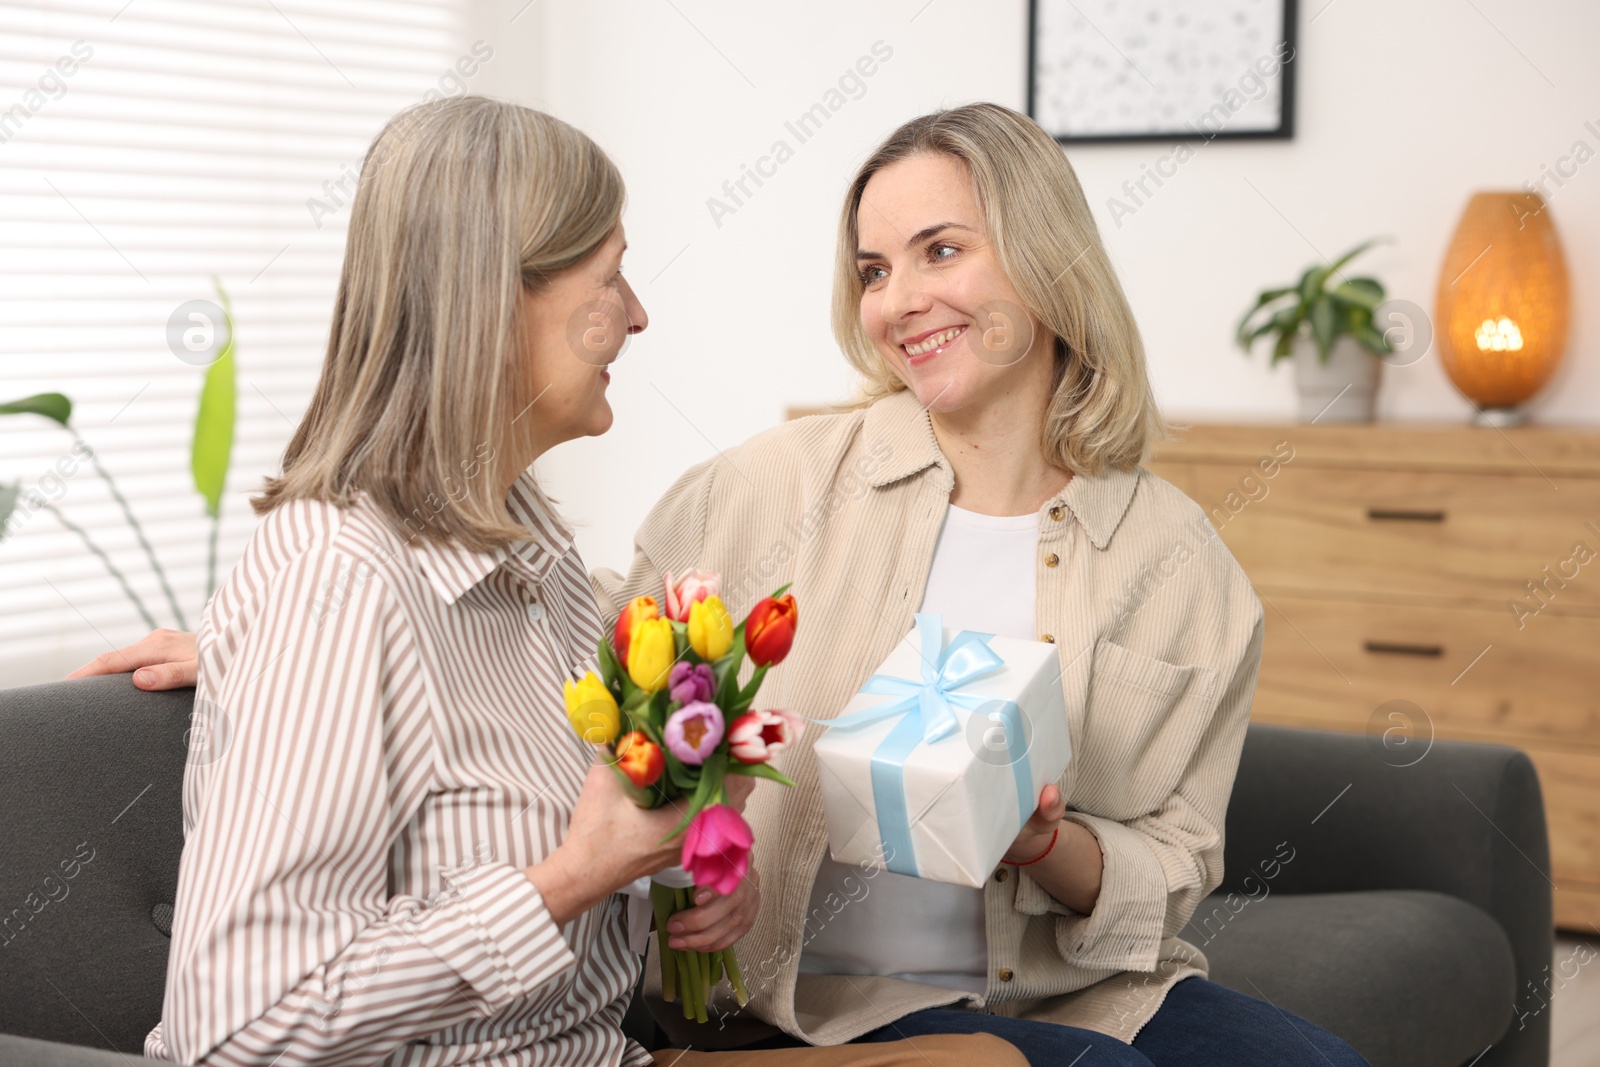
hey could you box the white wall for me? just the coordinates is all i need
[480,0,1598,579]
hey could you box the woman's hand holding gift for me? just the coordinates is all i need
[1002,783,1067,865]
[999,783,1106,917]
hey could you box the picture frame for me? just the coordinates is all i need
[1028,0,1298,145]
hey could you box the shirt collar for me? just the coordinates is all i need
[861,388,1141,550]
[408,470,575,605]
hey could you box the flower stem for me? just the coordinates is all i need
[650,882,677,1004]
[696,949,710,1023]
[673,887,697,1020]
[724,949,749,1006]
[676,948,694,1020]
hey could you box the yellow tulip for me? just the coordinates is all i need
[627,617,676,692]
[687,595,734,661]
[563,671,621,745]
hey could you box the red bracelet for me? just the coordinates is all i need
[1004,826,1060,866]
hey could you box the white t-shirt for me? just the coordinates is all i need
[798,504,1039,994]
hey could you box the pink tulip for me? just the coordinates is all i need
[669,661,716,707]
[663,701,724,765]
[681,804,753,897]
[727,709,803,764]
[664,569,722,623]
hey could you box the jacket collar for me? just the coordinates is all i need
[861,388,1140,550]
[408,470,574,605]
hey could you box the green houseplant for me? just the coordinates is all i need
[1235,238,1394,422]
[1,278,238,627]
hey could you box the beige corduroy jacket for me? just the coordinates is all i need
[591,389,1265,1048]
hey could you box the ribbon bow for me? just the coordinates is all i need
[827,613,1033,877]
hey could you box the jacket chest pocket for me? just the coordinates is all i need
[1066,638,1220,821]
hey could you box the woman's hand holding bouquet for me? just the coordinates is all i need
[564,570,800,1021]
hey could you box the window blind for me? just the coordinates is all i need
[0,0,474,685]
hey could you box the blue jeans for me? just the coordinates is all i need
[854,978,1371,1066]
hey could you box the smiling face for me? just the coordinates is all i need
[518,225,647,458]
[855,151,1055,416]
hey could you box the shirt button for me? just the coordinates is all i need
[997,967,1014,982]
[1044,553,1060,568]
[1040,633,1055,644]
[1049,506,1064,521]
[527,602,545,623]
[994,868,1010,883]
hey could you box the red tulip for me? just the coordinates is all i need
[727,709,803,764]
[681,804,753,897]
[614,730,665,788]
[744,594,797,667]
[612,595,660,667]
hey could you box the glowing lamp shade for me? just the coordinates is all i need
[1435,191,1570,423]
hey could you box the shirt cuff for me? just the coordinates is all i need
[1011,812,1168,973]
[410,860,577,1011]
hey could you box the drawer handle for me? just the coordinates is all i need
[1367,508,1446,522]
[1363,640,1444,658]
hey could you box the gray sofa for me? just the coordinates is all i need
[0,676,1550,1066]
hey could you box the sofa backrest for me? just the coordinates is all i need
[0,676,194,1054]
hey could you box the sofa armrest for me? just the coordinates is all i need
[0,1033,165,1067]
[1221,723,1552,1062]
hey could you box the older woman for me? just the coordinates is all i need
[81,96,1017,1067]
[77,104,1366,1065]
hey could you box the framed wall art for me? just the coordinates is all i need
[1028,0,1298,145]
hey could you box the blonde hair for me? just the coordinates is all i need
[831,102,1165,474]
[255,96,624,549]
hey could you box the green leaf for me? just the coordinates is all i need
[664,748,697,792]
[732,664,770,714]
[0,482,18,543]
[1271,324,1297,364]
[1236,287,1297,350]
[714,637,746,710]
[622,685,652,714]
[666,751,726,842]
[0,392,72,426]
[1252,304,1304,367]
[1356,324,1391,355]
[648,687,671,731]
[1298,264,1330,305]
[1327,238,1386,278]
[1330,277,1384,310]
[191,279,237,519]
[725,761,797,788]
[1310,294,1338,362]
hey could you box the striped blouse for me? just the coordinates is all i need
[145,473,649,1067]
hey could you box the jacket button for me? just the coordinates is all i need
[1040,634,1055,644]
[1044,553,1059,568]
[1049,506,1064,521]
[994,867,1010,883]
[997,967,1014,982]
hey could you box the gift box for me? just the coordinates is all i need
[813,613,1072,888]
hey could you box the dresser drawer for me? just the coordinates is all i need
[1525,748,1600,896]
[1186,463,1600,609]
[1250,595,1600,751]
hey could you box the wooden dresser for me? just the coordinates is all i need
[1147,423,1600,932]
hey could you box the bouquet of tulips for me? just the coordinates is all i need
[564,569,800,1022]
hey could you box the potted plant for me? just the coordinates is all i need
[1236,238,1393,422]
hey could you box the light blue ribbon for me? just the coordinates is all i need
[826,613,1034,877]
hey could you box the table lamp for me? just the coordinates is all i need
[1434,191,1570,426]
